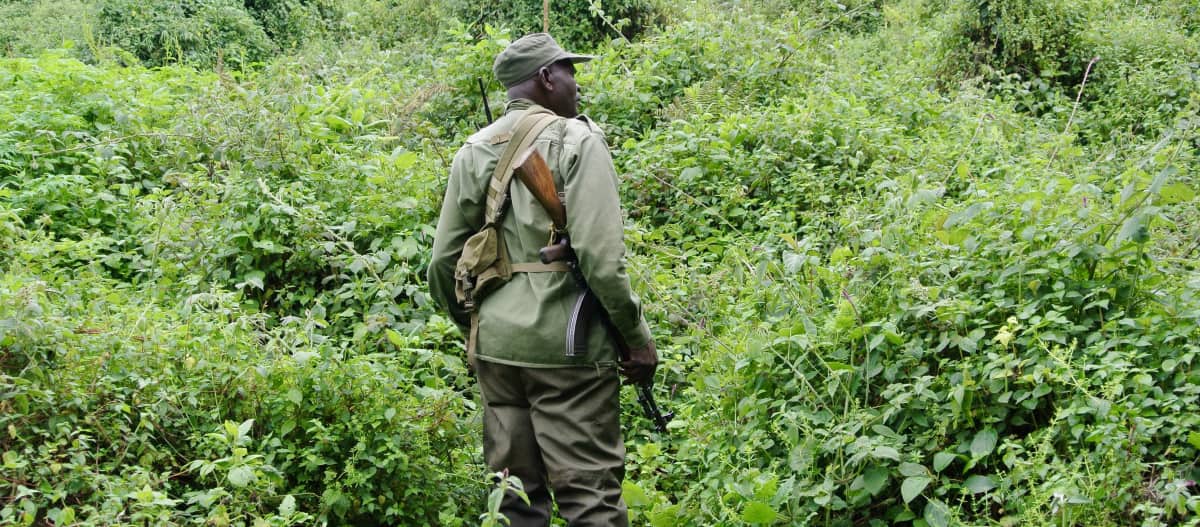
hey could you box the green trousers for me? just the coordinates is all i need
[476,360,629,527]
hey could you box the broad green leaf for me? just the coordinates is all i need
[286,388,302,405]
[1160,183,1195,204]
[970,428,998,458]
[943,202,988,229]
[902,476,931,503]
[648,504,681,527]
[385,328,405,348]
[680,167,703,181]
[933,452,956,472]
[863,465,888,495]
[899,462,927,477]
[1117,214,1150,244]
[392,149,419,170]
[279,495,296,517]
[924,499,950,527]
[871,446,901,461]
[755,475,779,501]
[907,188,940,208]
[830,246,853,264]
[1188,432,1200,450]
[964,475,995,494]
[826,361,855,372]
[1120,180,1138,205]
[782,252,806,275]
[1149,165,1176,195]
[237,419,254,438]
[228,466,255,487]
[789,443,812,472]
[621,481,651,507]
[741,501,778,524]
[242,270,265,290]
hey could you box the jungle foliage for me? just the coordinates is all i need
[1,0,1198,525]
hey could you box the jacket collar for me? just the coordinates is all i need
[504,98,536,115]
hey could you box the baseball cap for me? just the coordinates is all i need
[493,33,594,88]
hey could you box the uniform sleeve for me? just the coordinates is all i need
[563,128,653,349]
[427,148,474,333]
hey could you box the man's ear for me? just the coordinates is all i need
[537,66,554,91]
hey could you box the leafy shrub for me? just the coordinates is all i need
[242,0,338,51]
[1078,13,1200,140]
[0,257,478,525]
[0,55,209,245]
[766,0,885,33]
[456,0,664,51]
[946,0,1094,86]
[0,0,92,59]
[95,0,276,68]
[331,0,458,48]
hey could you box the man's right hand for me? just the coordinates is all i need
[620,339,658,385]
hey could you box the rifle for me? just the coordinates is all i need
[512,146,673,434]
[478,78,494,124]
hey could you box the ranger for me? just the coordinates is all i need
[427,33,658,526]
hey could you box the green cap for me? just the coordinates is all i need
[493,33,594,88]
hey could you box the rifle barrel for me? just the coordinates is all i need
[478,78,493,124]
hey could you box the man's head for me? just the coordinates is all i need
[493,33,593,118]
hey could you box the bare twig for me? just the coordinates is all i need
[1047,56,1100,168]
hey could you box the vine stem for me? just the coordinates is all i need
[544,0,550,32]
[1047,56,1100,168]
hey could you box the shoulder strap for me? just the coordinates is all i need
[484,106,558,225]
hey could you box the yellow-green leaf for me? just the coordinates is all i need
[741,501,778,524]
[622,481,651,507]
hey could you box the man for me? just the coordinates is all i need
[426,33,658,526]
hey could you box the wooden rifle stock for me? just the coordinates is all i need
[513,147,566,232]
[513,147,574,264]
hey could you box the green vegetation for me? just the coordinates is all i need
[2,0,1198,525]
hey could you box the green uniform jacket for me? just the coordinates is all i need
[427,99,652,367]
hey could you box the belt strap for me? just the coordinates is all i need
[475,261,571,286]
[468,310,479,368]
[511,262,571,273]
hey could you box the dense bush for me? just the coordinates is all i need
[456,0,664,51]
[951,0,1094,85]
[242,0,337,50]
[329,0,459,48]
[1077,11,1200,140]
[0,260,477,525]
[95,0,276,68]
[0,0,92,58]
